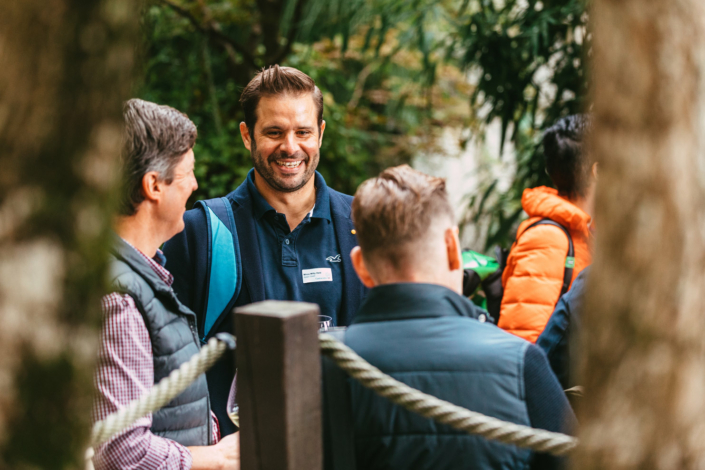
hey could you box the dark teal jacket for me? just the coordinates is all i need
[344,283,573,470]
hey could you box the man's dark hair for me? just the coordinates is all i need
[543,114,592,198]
[239,65,323,135]
[119,99,197,216]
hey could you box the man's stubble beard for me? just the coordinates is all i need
[250,137,319,193]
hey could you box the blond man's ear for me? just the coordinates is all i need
[445,226,462,272]
[350,246,377,289]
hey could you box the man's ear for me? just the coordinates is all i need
[351,246,377,289]
[591,161,598,179]
[445,226,462,271]
[240,122,252,151]
[318,120,326,148]
[141,171,162,203]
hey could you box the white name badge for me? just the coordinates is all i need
[302,268,333,284]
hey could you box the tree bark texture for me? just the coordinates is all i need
[575,0,705,468]
[0,0,137,467]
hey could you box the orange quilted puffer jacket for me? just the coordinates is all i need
[498,186,592,343]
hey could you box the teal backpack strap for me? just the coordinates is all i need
[195,197,242,341]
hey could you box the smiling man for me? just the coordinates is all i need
[163,66,366,435]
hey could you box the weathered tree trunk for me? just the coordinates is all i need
[575,0,705,468]
[0,0,137,467]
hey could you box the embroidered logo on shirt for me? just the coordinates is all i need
[326,254,342,263]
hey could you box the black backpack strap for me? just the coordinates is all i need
[525,218,575,298]
[322,329,356,470]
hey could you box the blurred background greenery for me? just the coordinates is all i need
[138,0,588,249]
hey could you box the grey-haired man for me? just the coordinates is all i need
[92,99,239,470]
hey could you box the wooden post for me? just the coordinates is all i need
[235,300,322,470]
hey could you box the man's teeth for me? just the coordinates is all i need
[276,160,302,168]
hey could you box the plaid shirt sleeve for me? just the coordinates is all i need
[212,413,221,443]
[92,292,193,470]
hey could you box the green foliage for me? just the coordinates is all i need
[139,0,588,247]
[454,0,589,249]
[140,6,250,200]
[138,1,447,200]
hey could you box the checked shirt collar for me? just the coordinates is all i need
[121,238,174,287]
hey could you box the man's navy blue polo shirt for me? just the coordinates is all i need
[247,171,343,324]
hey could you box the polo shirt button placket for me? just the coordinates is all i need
[281,236,297,266]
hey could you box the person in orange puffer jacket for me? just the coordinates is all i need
[498,115,595,343]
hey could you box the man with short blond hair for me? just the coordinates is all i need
[340,164,575,470]
[163,66,366,434]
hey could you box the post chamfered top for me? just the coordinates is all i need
[235,300,320,318]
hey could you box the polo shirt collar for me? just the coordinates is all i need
[351,282,480,325]
[245,168,332,222]
[246,170,273,220]
[311,173,331,221]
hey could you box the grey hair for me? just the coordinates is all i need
[119,99,197,216]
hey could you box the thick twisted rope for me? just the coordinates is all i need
[319,333,578,456]
[90,333,236,447]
